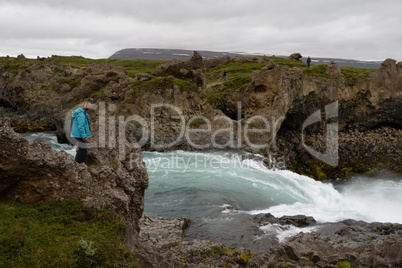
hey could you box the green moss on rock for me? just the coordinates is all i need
[336,260,353,268]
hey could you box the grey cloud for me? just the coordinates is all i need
[1,0,401,60]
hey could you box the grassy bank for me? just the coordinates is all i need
[50,56,165,77]
[1,55,377,83]
[0,56,165,77]
[0,198,136,267]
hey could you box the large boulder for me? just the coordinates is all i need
[288,53,302,61]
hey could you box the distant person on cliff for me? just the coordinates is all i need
[222,70,227,81]
[71,101,92,163]
[307,56,312,68]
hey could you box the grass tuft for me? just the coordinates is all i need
[340,67,376,84]
[131,76,198,92]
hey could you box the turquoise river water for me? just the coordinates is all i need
[22,132,402,249]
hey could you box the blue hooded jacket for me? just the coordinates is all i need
[71,108,92,139]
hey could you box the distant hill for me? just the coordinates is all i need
[109,48,382,69]
[109,48,254,61]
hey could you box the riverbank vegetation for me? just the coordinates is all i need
[0,198,136,267]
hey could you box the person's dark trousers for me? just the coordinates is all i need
[75,138,88,163]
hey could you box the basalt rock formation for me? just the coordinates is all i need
[0,54,222,149]
[0,123,147,239]
[1,54,402,179]
[139,213,402,267]
[153,51,206,88]
[326,60,344,79]
[223,58,402,178]
[288,52,302,61]
[242,59,402,138]
[248,219,402,268]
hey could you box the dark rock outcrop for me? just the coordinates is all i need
[153,51,206,88]
[140,215,261,267]
[288,52,302,61]
[0,59,128,135]
[248,220,402,267]
[139,213,402,267]
[326,61,344,79]
[254,213,317,227]
[239,57,402,177]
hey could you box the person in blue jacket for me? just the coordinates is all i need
[71,101,92,163]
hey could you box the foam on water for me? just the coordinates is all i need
[257,224,318,243]
[143,150,402,224]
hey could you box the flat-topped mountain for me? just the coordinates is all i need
[109,48,252,61]
[109,48,382,68]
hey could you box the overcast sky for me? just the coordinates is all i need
[1,0,401,61]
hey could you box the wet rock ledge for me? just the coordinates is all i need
[139,214,402,267]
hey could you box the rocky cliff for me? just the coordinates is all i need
[0,122,147,242]
[1,54,401,179]
[240,58,402,178]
